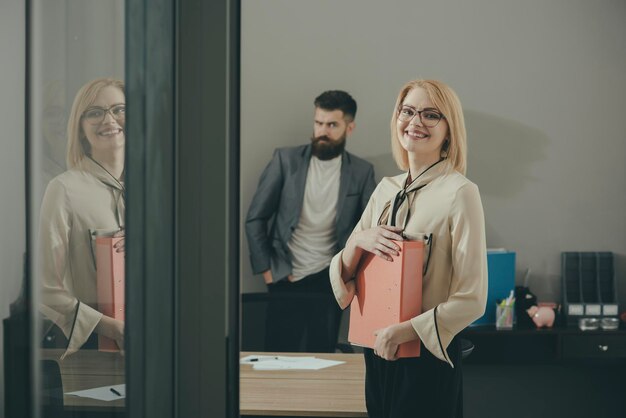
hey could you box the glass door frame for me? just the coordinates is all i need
[125,0,240,417]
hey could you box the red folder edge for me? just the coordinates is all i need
[348,240,423,358]
[96,236,125,352]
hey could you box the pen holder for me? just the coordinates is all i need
[496,303,515,330]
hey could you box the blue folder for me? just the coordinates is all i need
[472,251,516,326]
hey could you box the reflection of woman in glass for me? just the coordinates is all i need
[39,78,126,357]
[330,79,487,417]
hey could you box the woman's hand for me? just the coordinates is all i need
[95,315,125,354]
[340,225,405,281]
[354,225,404,261]
[113,230,125,253]
[373,325,400,361]
[373,322,419,361]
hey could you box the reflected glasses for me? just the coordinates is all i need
[397,105,445,127]
[82,104,126,125]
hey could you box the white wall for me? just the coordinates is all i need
[240,0,626,310]
[0,1,26,416]
[31,0,125,199]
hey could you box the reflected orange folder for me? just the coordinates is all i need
[348,240,423,358]
[96,236,125,351]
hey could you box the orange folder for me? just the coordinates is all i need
[348,240,423,358]
[96,236,125,351]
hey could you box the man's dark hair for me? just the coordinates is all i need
[314,90,357,121]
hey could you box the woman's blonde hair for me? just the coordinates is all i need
[390,79,467,175]
[66,78,125,168]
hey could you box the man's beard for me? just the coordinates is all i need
[310,134,347,160]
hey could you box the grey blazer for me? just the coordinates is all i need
[245,144,376,280]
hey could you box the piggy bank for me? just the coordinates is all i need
[527,306,555,328]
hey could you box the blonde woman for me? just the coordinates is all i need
[329,79,487,417]
[39,78,126,357]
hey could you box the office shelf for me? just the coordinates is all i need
[561,252,619,325]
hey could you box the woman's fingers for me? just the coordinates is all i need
[113,230,125,252]
[375,242,398,256]
[373,328,399,360]
[381,231,403,241]
[114,238,125,253]
[381,229,404,242]
[372,249,391,261]
[377,236,401,253]
[378,225,404,242]
[357,226,405,259]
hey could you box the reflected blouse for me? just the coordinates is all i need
[39,157,125,358]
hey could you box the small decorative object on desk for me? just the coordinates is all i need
[526,306,555,328]
[578,317,600,331]
[496,291,515,330]
[527,305,555,328]
[600,317,619,331]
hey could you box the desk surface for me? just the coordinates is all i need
[241,352,367,417]
[42,349,367,417]
[41,349,126,412]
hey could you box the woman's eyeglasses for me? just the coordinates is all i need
[397,105,445,127]
[82,104,125,125]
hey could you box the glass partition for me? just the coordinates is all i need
[29,1,126,416]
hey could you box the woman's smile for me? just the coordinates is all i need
[404,127,430,140]
[97,127,124,137]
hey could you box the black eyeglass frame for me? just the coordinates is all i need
[81,104,126,125]
[397,105,445,128]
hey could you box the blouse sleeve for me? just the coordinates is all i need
[39,179,102,357]
[329,182,381,309]
[410,183,488,367]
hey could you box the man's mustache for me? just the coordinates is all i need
[312,135,332,143]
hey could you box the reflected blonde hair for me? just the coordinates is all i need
[390,79,467,175]
[66,78,125,168]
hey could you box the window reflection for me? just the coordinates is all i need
[30,1,125,416]
[39,79,126,358]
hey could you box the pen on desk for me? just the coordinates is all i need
[110,388,122,396]
[249,356,279,362]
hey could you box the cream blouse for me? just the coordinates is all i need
[329,160,488,367]
[39,157,125,357]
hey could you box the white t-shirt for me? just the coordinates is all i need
[288,155,341,280]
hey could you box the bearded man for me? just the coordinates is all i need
[245,90,376,353]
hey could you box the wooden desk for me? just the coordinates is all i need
[42,349,367,417]
[240,352,367,417]
[41,349,125,413]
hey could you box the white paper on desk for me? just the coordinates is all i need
[66,384,125,401]
[240,355,316,364]
[249,356,345,371]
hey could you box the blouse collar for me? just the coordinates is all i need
[403,158,448,193]
[378,159,450,229]
[78,157,125,192]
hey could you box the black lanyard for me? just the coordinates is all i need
[388,158,443,227]
[88,157,126,228]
